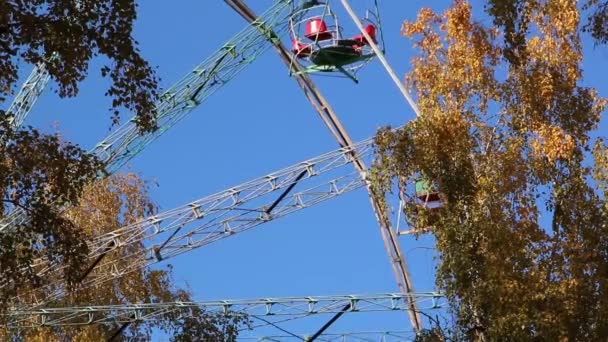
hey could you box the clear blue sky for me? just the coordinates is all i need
[16,0,608,339]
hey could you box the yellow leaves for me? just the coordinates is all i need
[531,124,576,162]
[3,173,175,339]
[593,92,608,123]
[545,0,580,35]
[443,0,473,40]
[403,7,444,55]
[527,35,555,63]
[523,0,582,92]
[403,0,500,119]
[19,326,111,341]
[66,173,155,238]
[388,1,607,339]
[537,71,555,105]
[593,139,608,200]
[402,8,441,38]
[411,109,472,171]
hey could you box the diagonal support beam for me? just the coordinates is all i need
[339,0,421,117]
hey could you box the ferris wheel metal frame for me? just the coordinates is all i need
[1,0,439,339]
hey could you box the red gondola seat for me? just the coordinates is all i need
[292,39,312,58]
[305,18,333,41]
[351,24,377,47]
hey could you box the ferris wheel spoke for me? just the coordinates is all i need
[12,138,374,307]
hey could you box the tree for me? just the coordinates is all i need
[2,174,248,341]
[582,0,608,45]
[0,3,245,339]
[0,0,163,311]
[372,0,607,339]
[0,0,159,131]
[485,0,608,52]
[0,117,102,306]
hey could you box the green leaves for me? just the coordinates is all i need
[1,0,159,132]
[0,115,102,305]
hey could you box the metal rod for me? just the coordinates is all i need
[266,170,308,213]
[108,319,133,342]
[77,240,115,283]
[339,0,421,118]
[308,303,351,341]
[337,0,424,331]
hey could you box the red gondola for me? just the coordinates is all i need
[287,0,384,83]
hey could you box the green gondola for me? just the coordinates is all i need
[415,178,441,203]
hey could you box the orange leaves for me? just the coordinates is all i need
[5,173,245,340]
[544,0,580,36]
[65,173,154,239]
[379,1,608,339]
[402,8,441,37]
[402,8,442,69]
[443,0,474,40]
[403,1,500,119]
[523,0,581,93]
[531,124,576,162]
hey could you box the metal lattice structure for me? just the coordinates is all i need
[90,0,295,174]
[7,293,444,328]
[4,0,437,338]
[241,330,418,341]
[4,62,50,130]
[17,139,373,305]
[224,0,423,331]
[0,0,297,232]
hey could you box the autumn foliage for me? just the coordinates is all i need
[372,0,608,339]
[2,174,247,341]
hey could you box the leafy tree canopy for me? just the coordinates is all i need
[0,0,160,131]
[0,117,102,305]
[0,0,162,310]
[372,0,607,340]
[3,174,248,341]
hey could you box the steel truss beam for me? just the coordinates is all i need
[7,293,444,328]
[4,62,50,130]
[16,139,374,305]
[240,330,417,341]
[0,0,296,232]
[91,0,293,175]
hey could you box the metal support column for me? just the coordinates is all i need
[224,0,423,332]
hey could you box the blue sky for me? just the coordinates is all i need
[14,0,608,339]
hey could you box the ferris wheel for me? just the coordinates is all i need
[1,0,443,339]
